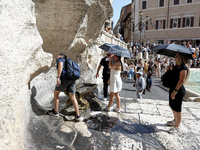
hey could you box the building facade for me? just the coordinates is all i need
[131,0,200,46]
[104,0,114,29]
[113,3,132,43]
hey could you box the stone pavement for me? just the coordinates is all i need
[99,98,200,150]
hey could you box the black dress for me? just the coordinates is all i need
[169,65,188,112]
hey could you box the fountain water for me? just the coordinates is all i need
[184,68,200,101]
[185,69,200,94]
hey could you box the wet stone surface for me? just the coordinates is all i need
[86,113,119,132]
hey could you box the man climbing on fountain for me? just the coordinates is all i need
[48,53,83,121]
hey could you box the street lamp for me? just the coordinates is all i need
[138,11,150,59]
[139,10,143,54]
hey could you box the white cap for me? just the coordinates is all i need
[136,72,143,75]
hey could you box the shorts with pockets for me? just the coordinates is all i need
[55,79,75,94]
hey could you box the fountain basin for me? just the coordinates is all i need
[184,68,200,101]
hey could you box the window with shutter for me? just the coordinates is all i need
[156,20,158,29]
[173,18,178,28]
[159,20,163,29]
[159,0,164,7]
[185,17,191,27]
[178,18,181,28]
[199,17,200,26]
[191,17,194,27]
[182,18,185,27]
[142,1,147,9]
[163,20,166,29]
[174,0,179,5]
[156,19,166,29]
[170,19,173,28]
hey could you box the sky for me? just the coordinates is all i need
[112,0,132,27]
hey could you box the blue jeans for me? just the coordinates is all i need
[146,78,152,90]
[129,70,134,79]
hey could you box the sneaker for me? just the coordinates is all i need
[113,107,120,113]
[167,119,175,126]
[103,97,107,101]
[47,109,59,117]
[168,126,179,134]
[103,106,110,112]
[74,115,84,122]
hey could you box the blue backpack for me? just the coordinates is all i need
[63,58,80,80]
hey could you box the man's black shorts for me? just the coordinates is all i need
[55,79,75,94]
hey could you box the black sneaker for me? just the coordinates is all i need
[47,109,59,117]
[74,115,84,122]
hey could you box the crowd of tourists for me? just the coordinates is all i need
[122,57,176,90]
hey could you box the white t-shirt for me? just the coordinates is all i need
[123,63,128,71]
[191,48,195,53]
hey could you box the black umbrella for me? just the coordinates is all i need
[151,44,193,59]
[99,43,131,58]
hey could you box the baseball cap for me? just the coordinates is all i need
[136,72,143,76]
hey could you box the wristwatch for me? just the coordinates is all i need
[174,89,178,92]
[57,76,60,78]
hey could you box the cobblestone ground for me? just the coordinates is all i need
[120,75,169,101]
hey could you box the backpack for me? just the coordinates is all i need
[63,58,80,80]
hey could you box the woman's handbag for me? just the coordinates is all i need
[161,70,174,88]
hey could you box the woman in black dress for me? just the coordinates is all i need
[167,52,190,134]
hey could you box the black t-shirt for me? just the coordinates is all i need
[100,57,110,76]
[171,65,188,89]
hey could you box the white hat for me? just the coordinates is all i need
[136,72,143,75]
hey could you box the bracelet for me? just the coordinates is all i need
[57,76,60,78]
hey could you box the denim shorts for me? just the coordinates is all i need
[55,79,75,94]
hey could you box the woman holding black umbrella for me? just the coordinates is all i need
[103,54,122,112]
[167,52,190,134]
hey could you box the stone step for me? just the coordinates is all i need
[187,97,200,102]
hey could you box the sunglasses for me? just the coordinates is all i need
[107,54,111,56]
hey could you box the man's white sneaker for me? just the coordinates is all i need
[168,126,179,134]
[103,106,110,112]
[167,119,175,126]
[113,107,120,113]
[103,97,110,101]
[103,97,107,101]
